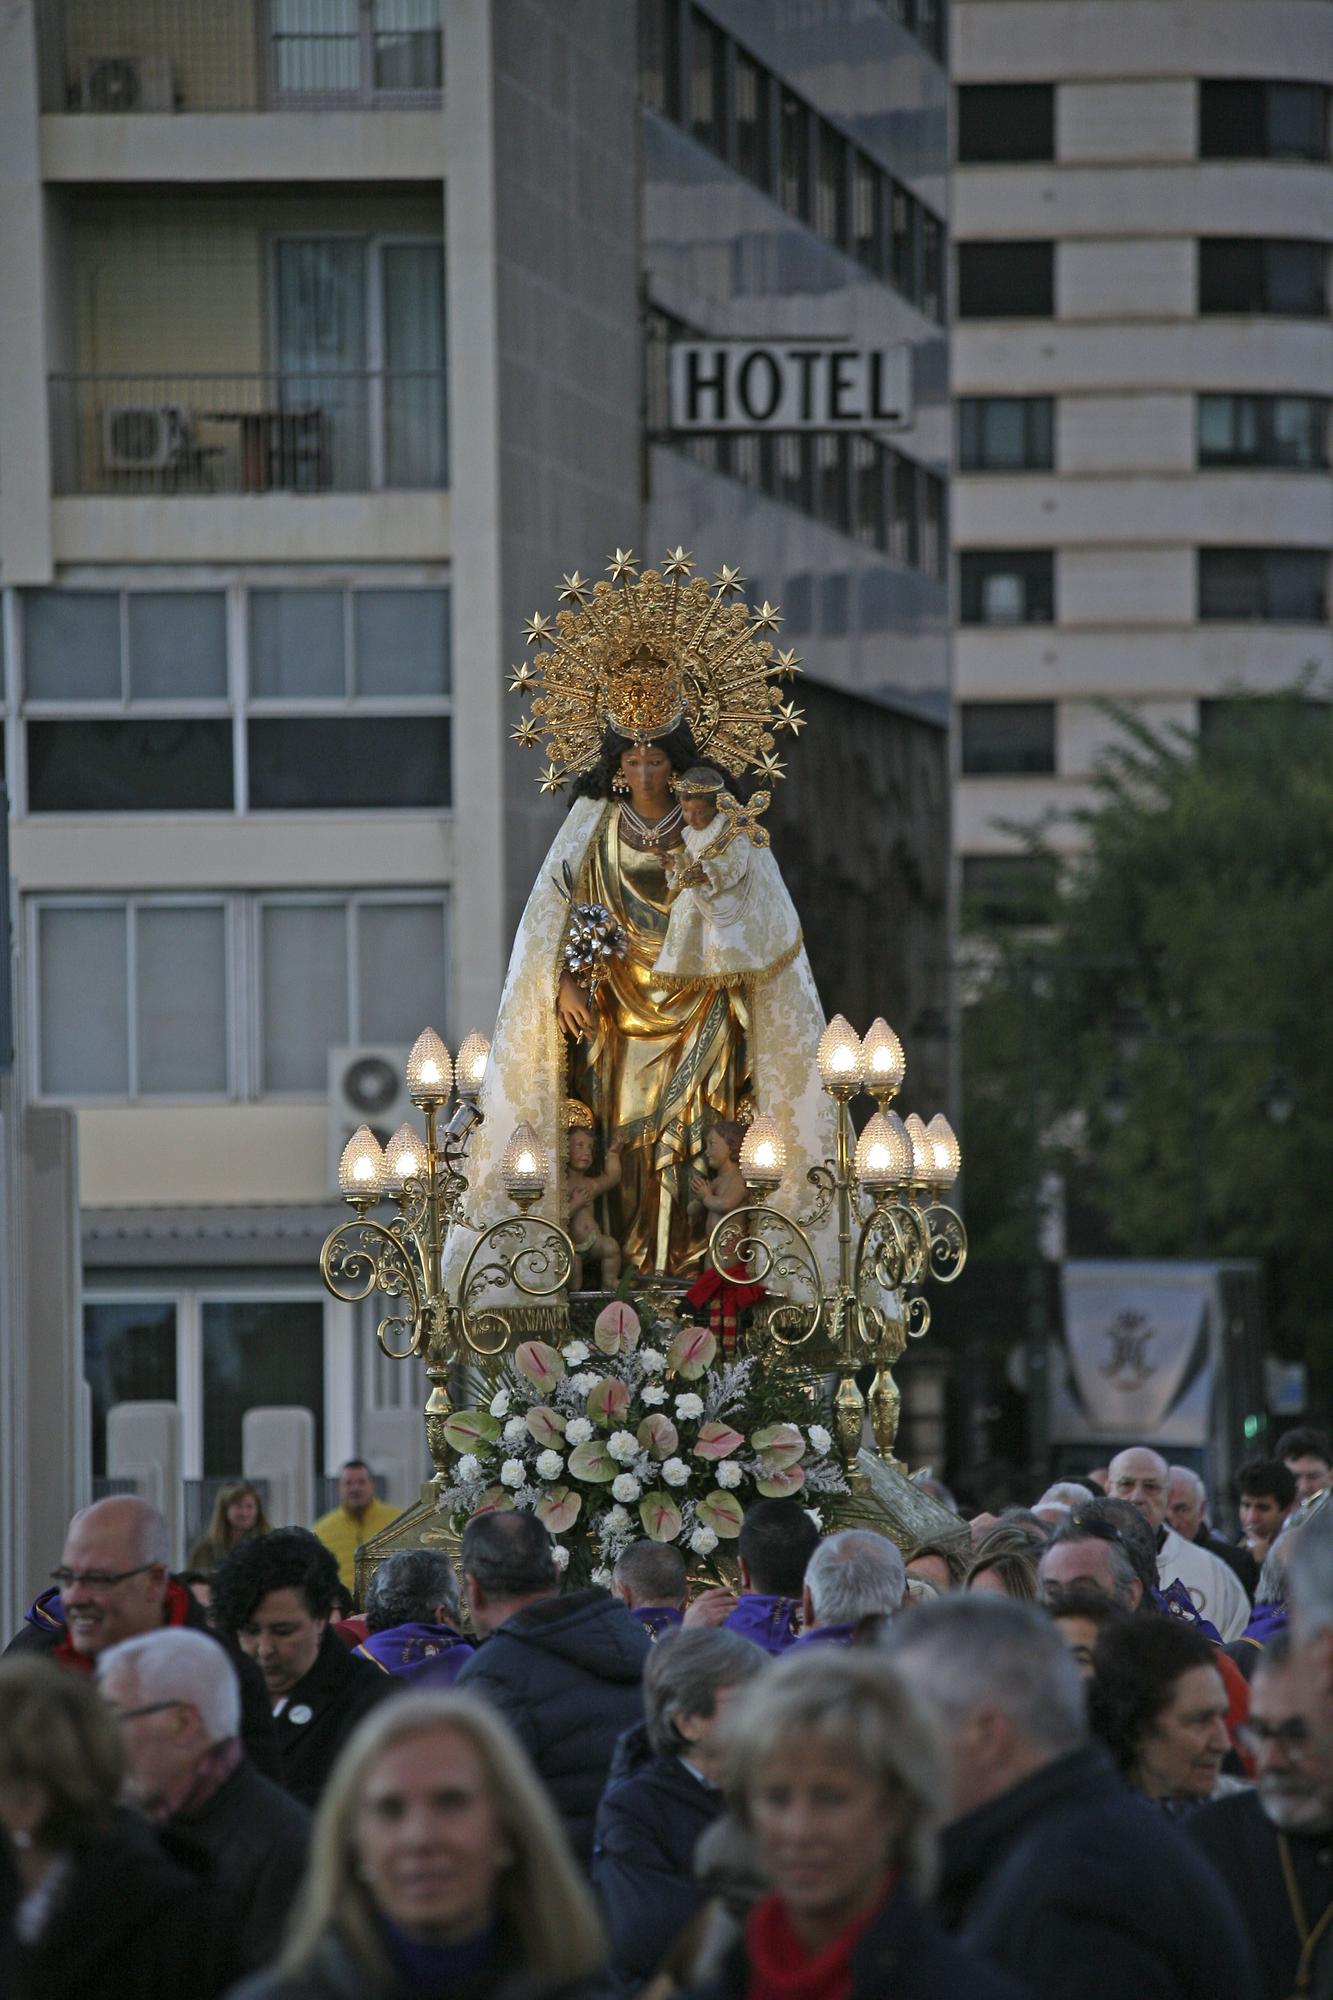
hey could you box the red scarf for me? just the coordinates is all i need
[745,1879,894,2000]
[51,1577,194,1672]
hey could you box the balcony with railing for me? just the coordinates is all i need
[37,0,442,115]
[50,371,448,495]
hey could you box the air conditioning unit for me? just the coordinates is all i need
[102,404,190,473]
[80,54,176,113]
[327,1046,416,1197]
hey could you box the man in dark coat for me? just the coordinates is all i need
[455,1510,649,1866]
[211,1528,396,1808]
[882,1594,1262,2000]
[98,1624,311,1972]
[5,1494,280,1781]
[354,1545,474,1686]
[593,1626,766,1997]
[1188,1633,1333,2000]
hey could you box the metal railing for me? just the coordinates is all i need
[50,371,448,495]
[37,1,442,115]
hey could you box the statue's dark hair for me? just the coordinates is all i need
[570,724,702,801]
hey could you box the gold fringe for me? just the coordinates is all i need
[653,931,804,994]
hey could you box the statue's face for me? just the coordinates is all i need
[705,1128,731,1166]
[568,1129,594,1171]
[619,743,672,802]
[680,795,717,830]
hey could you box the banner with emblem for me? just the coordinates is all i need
[1051,1262,1217,1444]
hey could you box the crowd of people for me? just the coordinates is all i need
[3,1424,1333,2000]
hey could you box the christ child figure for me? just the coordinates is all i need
[566,1115,623,1291]
[689,1120,747,1245]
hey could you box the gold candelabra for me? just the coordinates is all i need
[320,1027,576,1485]
[702,1013,966,1479]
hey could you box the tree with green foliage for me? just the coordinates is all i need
[962,693,1333,1401]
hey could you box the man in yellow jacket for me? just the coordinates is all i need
[313,1460,401,1595]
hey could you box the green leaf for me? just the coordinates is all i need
[441,1409,500,1454]
[567,1438,617,1482]
[696,1489,744,1537]
[639,1490,683,1542]
[535,1485,582,1533]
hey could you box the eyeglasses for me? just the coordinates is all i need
[1237,1718,1313,1758]
[51,1563,158,1592]
[110,1700,185,1724]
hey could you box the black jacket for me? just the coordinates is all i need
[935,1743,1261,2000]
[685,1881,1027,2000]
[6,1581,282,1783]
[228,1921,600,2000]
[592,1724,725,1997]
[164,1756,311,1972]
[456,1588,649,1866]
[1187,1786,1333,2000]
[1,1807,237,2000]
[272,1626,397,1808]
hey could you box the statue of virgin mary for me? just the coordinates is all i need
[442,551,835,1307]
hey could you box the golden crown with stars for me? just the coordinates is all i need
[508,547,806,794]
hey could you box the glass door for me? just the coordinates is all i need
[378,241,447,488]
[274,238,369,490]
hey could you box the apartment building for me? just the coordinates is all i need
[0,0,951,1569]
[951,0,1333,925]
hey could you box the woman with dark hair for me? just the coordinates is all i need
[443,559,835,1286]
[212,1530,395,1808]
[1089,1615,1243,1815]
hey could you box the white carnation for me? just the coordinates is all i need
[639,1348,666,1373]
[690,1526,719,1556]
[500,1458,525,1489]
[807,1424,832,1455]
[605,1504,632,1532]
[551,1544,571,1571]
[640,1384,668,1407]
[674,1392,705,1420]
[535,1448,564,1481]
[612,1473,642,1503]
[608,1429,640,1464]
[592,1567,613,1588]
[562,1340,591,1364]
[805,1507,824,1530]
[716,1460,743,1489]
[455,1453,483,1486]
[565,1416,594,1446]
[489,1387,511,1417]
[503,1416,529,1445]
[662,1457,691,1488]
[571,1372,600,1395]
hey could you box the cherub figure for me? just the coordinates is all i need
[655,765,797,991]
[566,1106,623,1291]
[689,1119,747,1234]
[685,1118,765,1353]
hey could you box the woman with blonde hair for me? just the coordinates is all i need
[230,1690,605,2000]
[964,1528,1041,1604]
[686,1649,1024,2000]
[190,1480,273,1573]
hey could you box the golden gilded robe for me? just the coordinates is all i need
[573,811,750,1273]
[441,798,836,1306]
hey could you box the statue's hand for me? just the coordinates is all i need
[557,972,596,1037]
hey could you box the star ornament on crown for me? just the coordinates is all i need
[508,548,806,793]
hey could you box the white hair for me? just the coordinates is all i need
[98,1627,240,1743]
[880,1596,1088,1756]
[1039,1482,1094,1511]
[806,1530,905,1625]
[1168,1466,1206,1502]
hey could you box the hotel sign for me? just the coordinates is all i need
[668,340,912,433]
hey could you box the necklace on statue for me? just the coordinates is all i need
[619,800,683,848]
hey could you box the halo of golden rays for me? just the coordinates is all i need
[510,549,800,794]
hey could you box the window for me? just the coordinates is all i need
[959,550,1055,624]
[891,456,920,570]
[84,1301,178,1480]
[688,8,726,154]
[202,1300,325,1477]
[957,241,1054,318]
[1198,240,1327,317]
[961,702,1056,775]
[1198,548,1328,622]
[961,854,1059,928]
[639,0,682,119]
[959,398,1055,472]
[891,185,918,299]
[32,891,448,1101]
[920,212,944,321]
[779,88,812,222]
[19,583,451,815]
[36,900,229,1098]
[1198,395,1328,469]
[851,153,883,275]
[734,49,771,191]
[814,125,849,249]
[270,0,441,102]
[1200,81,1328,162]
[957,84,1054,163]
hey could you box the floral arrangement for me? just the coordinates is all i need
[439,1301,848,1582]
[555,860,627,997]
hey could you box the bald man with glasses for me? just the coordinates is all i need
[1108,1447,1252,1641]
[5,1495,279,1779]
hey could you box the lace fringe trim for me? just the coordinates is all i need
[653,931,804,995]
